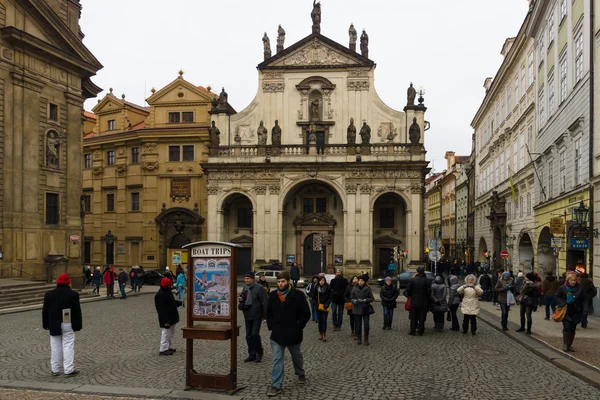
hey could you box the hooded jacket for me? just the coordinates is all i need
[457,283,483,315]
[541,275,560,296]
[430,276,448,312]
[380,282,399,308]
[448,275,461,306]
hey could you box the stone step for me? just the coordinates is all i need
[0,289,96,310]
[0,285,57,298]
[0,280,49,291]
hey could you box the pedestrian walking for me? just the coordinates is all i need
[351,274,374,345]
[265,271,310,397]
[92,266,102,295]
[495,271,515,331]
[290,262,300,289]
[579,273,597,328]
[164,266,174,283]
[176,270,187,305]
[136,266,145,292]
[542,271,560,320]
[380,276,399,330]
[555,272,585,352]
[430,275,448,332]
[117,268,129,299]
[306,276,319,322]
[84,265,92,287]
[175,263,184,277]
[103,266,116,299]
[312,276,331,342]
[344,276,358,337]
[457,274,483,335]
[42,273,82,377]
[258,274,271,293]
[154,277,181,356]
[330,268,348,331]
[129,266,138,291]
[447,275,461,331]
[516,273,540,334]
[238,271,268,362]
[491,270,501,305]
[406,267,431,336]
[479,272,492,302]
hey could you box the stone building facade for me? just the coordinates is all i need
[82,73,216,270]
[204,9,429,277]
[440,152,468,261]
[0,0,102,280]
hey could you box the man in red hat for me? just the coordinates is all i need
[42,273,82,376]
[154,277,182,355]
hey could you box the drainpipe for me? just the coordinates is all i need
[589,0,595,279]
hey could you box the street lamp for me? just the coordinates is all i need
[573,201,589,226]
[105,230,114,265]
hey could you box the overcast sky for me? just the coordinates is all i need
[80,0,529,173]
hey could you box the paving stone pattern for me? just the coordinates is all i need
[0,389,154,400]
[0,293,599,399]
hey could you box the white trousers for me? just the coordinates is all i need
[50,323,75,374]
[160,325,176,352]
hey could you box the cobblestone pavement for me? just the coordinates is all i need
[479,299,600,368]
[1,293,599,400]
[0,389,155,400]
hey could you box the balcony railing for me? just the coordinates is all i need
[213,143,418,158]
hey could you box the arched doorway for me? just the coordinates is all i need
[155,207,204,271]
[537,227,556,275]
[477,237,487,262]
[304,233,326,276]
[372,193,406,277]
[518,233,534,273]
[493,227,503,270]
[221,193,253,276]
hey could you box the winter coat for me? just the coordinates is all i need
[405,272,432,309]
[176,273,186,288]
[42,285,82,336]
[380,283,399,308]
[103,270,115,285]
[448,276,461,306]
[430,276,448,312]
[541,276,560,296]
[259,280,270,293]
[154,287,181,328]
[238,282,268,321]
[289,266,300,281]
[518,281,541,306]
[555,283,585,323]
[479,274,492,290]
[581,278,597,314]
[330,276,349,304]
[313,284,332,310]
[92,270,102,284]
[266,288,311,346]
[344,283,356,315]
[117,271,128,285]
[457,284,483,315]
[351,284,375,315]
[494,277,515,305]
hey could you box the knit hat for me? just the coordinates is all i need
[525,273,535,281]
[160,277,172,288]
[502,272,511,278]
[359,274,369,282]
[56,273,71,285]
[244,271,256,279]
[385,276,392,281]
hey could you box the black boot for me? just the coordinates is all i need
[526,320,532,335]
[356,332,362,345]
[364,328,370,345]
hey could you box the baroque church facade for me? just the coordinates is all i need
[205,5,430,277]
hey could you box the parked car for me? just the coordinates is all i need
[376,275,399,288]
[255,270,279,284]
[296,277,309,288]
[140,269,164,286]
[396,270,435,289]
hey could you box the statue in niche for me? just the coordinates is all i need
[360,29,369,58]
[307,123,317,144]
[359,121,371,145]
[271,120,282,146]
[348,23,357,52]
[276,25,285,53]
[311,0,321,34]
[347,118,356,145]
[407,83,417,106]
[263,32,272,60]
[257,120,268,145]
[310,98,320,120]
[409,118,421,144]
[208,121,221,147]
[46,130,64,167]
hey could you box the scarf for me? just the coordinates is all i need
[318,284,327,294]
[244,282,256,306]
[566,285,576,304]
[277,284,291,302]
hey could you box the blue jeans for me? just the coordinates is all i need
[382,306,394,326]
[544,295,556,319]
[130,277,137,290]
[317,311,328,333]
[331,302,343,328]
[354,314,370,337]
[177,286,185,304]
[500,303,510,328]
[119,283,127,298]
[270,340,304,389]
[311,304,318,321]
[245,319,263,358]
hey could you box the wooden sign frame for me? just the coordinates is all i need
[181,241,242,392]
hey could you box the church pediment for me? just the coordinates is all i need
[373,236,402,245]
[230,235,254,245]
[146,76,214,105]
[258,34,374,70]
[293,212,337,227]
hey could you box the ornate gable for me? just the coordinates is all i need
[146,76,214,105]
[293,212,337,227]
[230,235,254,245]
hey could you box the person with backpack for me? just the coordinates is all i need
[516,273,540,334]
[579,273,597,329]
[92,266,102,295]
[129,266,138,291]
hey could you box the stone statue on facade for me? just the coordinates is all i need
[277,25,286,53]
[311,0,321,34]
[408,117,420,144]
[347,118,356,145]
[46,130,64,167]
[310,98,320,120]
[359,121,371,145]
[271,120,282,146]
[360,29,369,58]
[407,83,417,106]
[263,32,272,60]
[348,23,357,52]
[257,120,268,145]
[208,121,221,147]
[490,191,506,214]
[218,87,228,109]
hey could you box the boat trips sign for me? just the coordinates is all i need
[191,245,232,258]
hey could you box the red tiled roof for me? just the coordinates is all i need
[83,132,94,139]
[83,111,97,119]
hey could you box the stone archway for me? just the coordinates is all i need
[221,193,254,271]
[372,192,407,277]
[537,227,556,275]
[518,233,534,273]
[478,237,488,262]
[155,207,204,270]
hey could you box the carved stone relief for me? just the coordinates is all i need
[272,38,357,67]
[347,80,369,91]
[115,164,127,173]
[141,161,159,171]
[254,185,267,195]
[348,169,421,179]
[262,82,285,92]
[92,166,104,176]
[377,122,398,142]
[345,184,358,194]
[207,186,220,195]
[143,143,157,154]
[360,184,373,194]
[235,125,256,143]
[268,185,280,195]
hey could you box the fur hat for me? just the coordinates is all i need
[56,273,71,285]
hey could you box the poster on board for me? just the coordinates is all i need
[191,245,232,319]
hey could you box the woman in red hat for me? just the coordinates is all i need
[154,277,182,355]
[103,266,116,299]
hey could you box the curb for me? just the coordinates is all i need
[477,308,600,389]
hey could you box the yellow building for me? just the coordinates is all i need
[425,173,443,258]
[0,0,102,281]
[82,72,222,270]
[440,152,469,261]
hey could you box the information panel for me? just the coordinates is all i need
[190,244,233,320]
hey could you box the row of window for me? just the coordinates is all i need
[538,137,583,201]
[105,112,195,131]
[84,145,195,168]
[81,193,140,213]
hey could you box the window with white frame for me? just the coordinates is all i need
[507,88,511,113]
[548,158,553,198]
[500,151,505,182]
[528,51,534,86]
[559,149,566,192]
[505,148,511,177]
[538,87,545,124]
[501,96,505,121]
[538,34,545,64]
[519,196,524,218]
[560,53,567,102]
[521,65,526,96]
[575,137,583,186]
[519,132,525,169]
[527,193,531,216]
[527,125,533,151]
[560,0,567,20]
[513,141,519,172]
[539,167,545,202]
[548,72,556,115]
[548,12,555,44]
[514,77,519,104]
[494,158,499,186]
[495,103,500,129]
[575,32,584,82]
[507,199,512,220]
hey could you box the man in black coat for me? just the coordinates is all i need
[479,272,492,302]
[266,271,310,397]
[238,271,269,363]
[154,277,182,356]
[290,262,300,289]
[42,273,82,376]
[405,267,431,336]
[329,268,349,331]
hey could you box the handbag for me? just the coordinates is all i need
[344,302,353,311]
[404,297,412,311]
[506,290,516,307]
[317,292,330,313]
[552,306,567,322]
[367,303,375,315]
